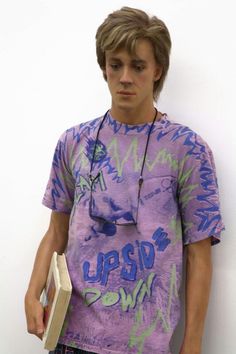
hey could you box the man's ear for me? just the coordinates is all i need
[154,65,163,81]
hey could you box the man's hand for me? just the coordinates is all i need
[25,292,45,339]
[24,211,70,340]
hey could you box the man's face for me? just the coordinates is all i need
[104,39,162,114]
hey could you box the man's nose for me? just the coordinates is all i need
[120,66,133,84]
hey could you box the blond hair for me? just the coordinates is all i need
[96,6,171,100]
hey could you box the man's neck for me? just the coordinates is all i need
[109,104,159,125]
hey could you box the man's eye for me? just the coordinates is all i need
[134,65,145,72]
[110,64,120,70]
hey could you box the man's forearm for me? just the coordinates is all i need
[180,238,212,354]
[25,211,70,337]
[26,212,69,298]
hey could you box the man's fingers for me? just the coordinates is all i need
[36,323,44,336]
[26,301,45,338]
[35,306,45,336]
[27,316,44,336]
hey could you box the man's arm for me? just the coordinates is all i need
[24,211,70,339]
[180,237,212,354]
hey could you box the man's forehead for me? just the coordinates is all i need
[105,48,148,62]
[107,55,146,63]
[105,39,155,62]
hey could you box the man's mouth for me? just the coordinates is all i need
[117,91,136,96]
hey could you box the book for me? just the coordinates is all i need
[41,252,72,351]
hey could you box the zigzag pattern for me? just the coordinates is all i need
[169,125,222,236]
[97,155,123,183]
[51,169,65,209]
[66,117,100,143]
[51,132,72,209]
[107,116,150,134]
[49,118,222,237]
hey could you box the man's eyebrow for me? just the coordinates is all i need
[107,57,147,64]
[132,59,147,64]
[107,57,122,62]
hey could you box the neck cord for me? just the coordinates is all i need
[89,108,158,184]
[138,108,157,197]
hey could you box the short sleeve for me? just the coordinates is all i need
[42,130,75,214]
[178,133,225,246]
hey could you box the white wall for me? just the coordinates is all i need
[0,1,235,353]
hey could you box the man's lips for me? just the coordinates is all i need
[117,91,136,96]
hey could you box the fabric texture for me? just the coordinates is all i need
[49,343,97,353]
[43,112,224,354]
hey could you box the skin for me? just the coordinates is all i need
[180,238,212,354]
[24,211,70,339]
[104,39,163,124]
[25,38,213,353]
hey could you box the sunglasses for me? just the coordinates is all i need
[88,109,158,226]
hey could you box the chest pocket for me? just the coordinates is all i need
[139,175,178,223]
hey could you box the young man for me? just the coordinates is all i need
[25,7,224,354]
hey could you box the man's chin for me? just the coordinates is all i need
[113,100,138,112]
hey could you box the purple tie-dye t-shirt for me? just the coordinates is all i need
[43,112,224,354]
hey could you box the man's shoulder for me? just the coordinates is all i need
[160,114,197,136]
[159,114,210,149]
[58,115,102,145]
